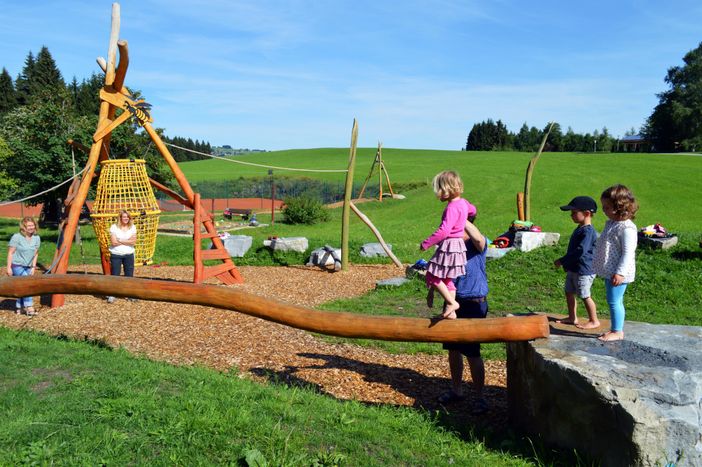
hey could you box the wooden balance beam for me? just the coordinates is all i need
[0,275,549,344]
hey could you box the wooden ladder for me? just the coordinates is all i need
[193,193,243,284]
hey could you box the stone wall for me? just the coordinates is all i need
[507,321,702,466]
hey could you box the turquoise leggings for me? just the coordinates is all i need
[605,279,628,332]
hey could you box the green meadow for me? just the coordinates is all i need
[1,149,701,464]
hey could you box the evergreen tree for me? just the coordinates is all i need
[0,68,17,115]
[14,51,35,106]
[644,41,702,152]
[31,46,65,95]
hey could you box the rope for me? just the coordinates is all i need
[0,167,88,206]
[163,142,349,173]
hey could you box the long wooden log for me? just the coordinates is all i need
[0,275,549,344]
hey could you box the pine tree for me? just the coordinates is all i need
[0,68,17,115]
[14,51,35,106]
[32,46,65,95]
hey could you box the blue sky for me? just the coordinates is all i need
[1,1,701,150]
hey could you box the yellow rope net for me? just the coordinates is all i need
[91,159,161,265]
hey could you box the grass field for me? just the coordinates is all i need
[1,149,701,464]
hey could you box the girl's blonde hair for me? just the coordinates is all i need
[19,216,37,236]
[601,184,639,220]
[432,171,463,200]
[117,210,134,228]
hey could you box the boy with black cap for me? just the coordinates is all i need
[554,196,600,329]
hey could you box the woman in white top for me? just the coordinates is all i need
[106,210,137,303]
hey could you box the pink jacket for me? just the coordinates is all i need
[421,198,476,250]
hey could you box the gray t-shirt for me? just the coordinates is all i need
[9,233,41,267]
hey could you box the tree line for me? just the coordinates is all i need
[0,46,213,221]
[465,41,702,153]
[465,120,622,152]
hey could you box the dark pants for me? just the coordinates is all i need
[110,253,134,277]
[442,297,488,358]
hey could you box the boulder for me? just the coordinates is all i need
[486,246,514,260]
[307,245,342,270]
[514,231,560,252]
[507,320,702,466]
[638,234,679,250]
[360,242,392,258]
[213,235,252,257]
[376,277,410,287]
[263,237,308,253]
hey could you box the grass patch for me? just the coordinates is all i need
[0,327,547,466]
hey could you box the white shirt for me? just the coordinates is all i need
[109,224,137,256]
[593,219,637,283]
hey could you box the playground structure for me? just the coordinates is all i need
[90,159,161,265]
[50,3,242,307]
[356,142,395,201]
[516,122,554,222]
[0,275,550,344]
[5,3,554,346]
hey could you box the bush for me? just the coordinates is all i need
[282,196,330,225]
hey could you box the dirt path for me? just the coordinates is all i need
[0,265,508,425]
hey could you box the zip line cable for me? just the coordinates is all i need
[163,142,349,173]
[0,167,88,206]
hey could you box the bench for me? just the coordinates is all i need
[223,208,252,220]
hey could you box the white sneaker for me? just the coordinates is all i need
[107,296,116,304]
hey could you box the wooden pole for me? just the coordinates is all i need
[1,275,551,344]
[193,193,203,283]
[517,192,525,221]
[523,122,554,222]
[378,143,383,201]
[341,119,358,271]
[349,201,403,268]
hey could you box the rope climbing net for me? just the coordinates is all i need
[91,159,161,265]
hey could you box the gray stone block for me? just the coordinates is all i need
[638,234,678,250]
[514,231,560,252]
[307,245,342,269]
[507,320,702,466]
[376,277,410,287]
[486,246,514,260]
[263,237,309,253]
[360,242,392,257]
[213,235,252,257]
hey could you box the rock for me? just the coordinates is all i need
[214,235,252,257]
[507,320,702,466]
[486,246,514,260]
[263,237,308,253]
[514,231,560,252]
[376,277,410,287]
[638,234,678,250]
[391,194,406,200]
[307,245,342,270]
[360,242,392,258]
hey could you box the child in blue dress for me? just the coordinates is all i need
[421,171,477,319]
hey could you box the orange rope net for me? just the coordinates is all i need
[91,159,161,265]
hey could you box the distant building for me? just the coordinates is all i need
[618,135,650,152]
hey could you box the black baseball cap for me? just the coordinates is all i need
[560,196,597,213]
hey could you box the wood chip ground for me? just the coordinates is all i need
[1,265,508,427]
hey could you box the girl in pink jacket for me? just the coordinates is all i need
[421,171,477,319]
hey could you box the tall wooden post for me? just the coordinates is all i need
[523,122,554,222]
[341,119,358,271]
[51,3,122,307]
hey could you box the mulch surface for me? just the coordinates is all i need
[0,265,509,427]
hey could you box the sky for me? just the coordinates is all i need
[0,1,701,151]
